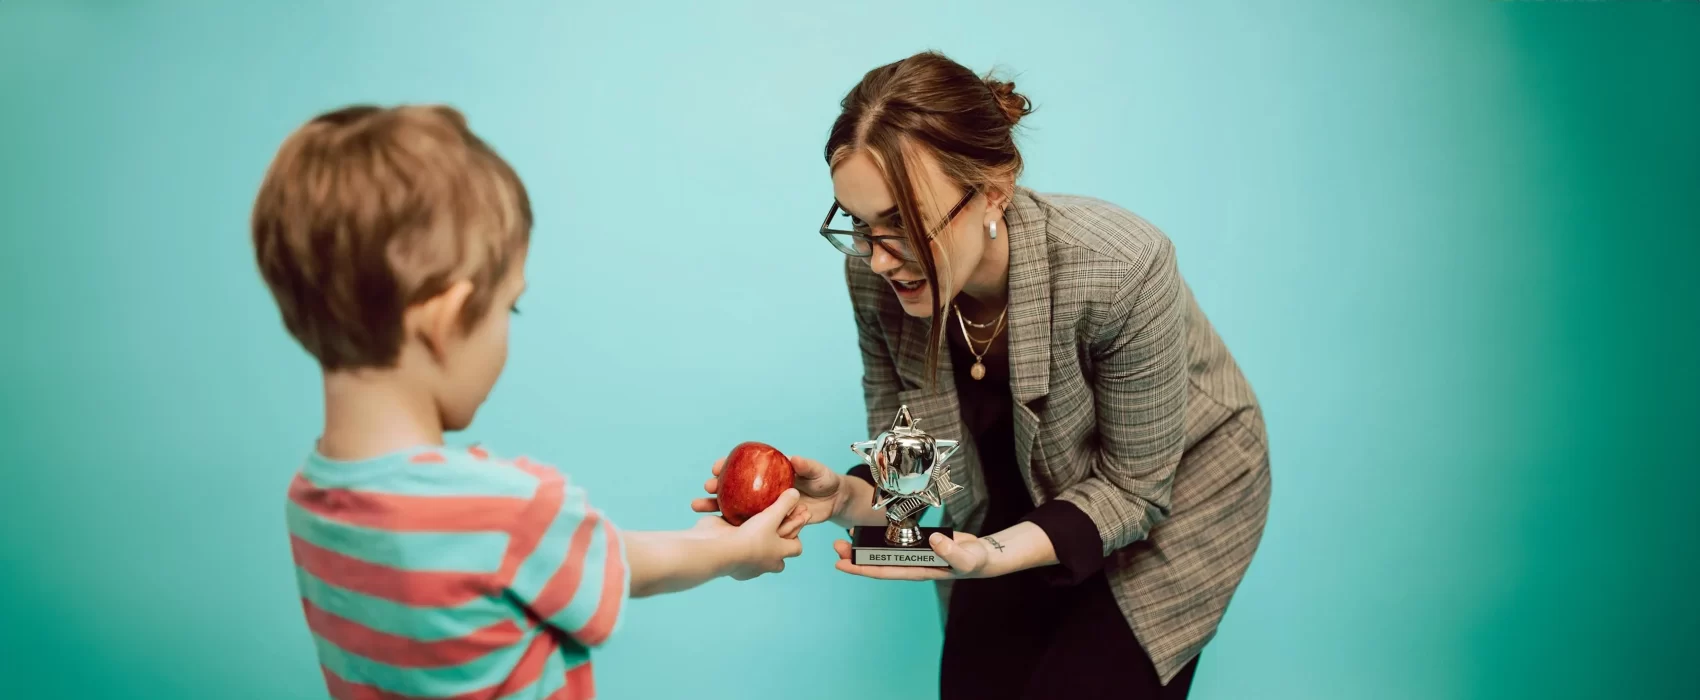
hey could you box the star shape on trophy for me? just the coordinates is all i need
[851,405,964,511]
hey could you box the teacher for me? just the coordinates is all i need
[699,51,1271,699]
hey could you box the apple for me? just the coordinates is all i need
[718,441,794,526]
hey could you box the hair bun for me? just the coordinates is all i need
[984,78,1033,125]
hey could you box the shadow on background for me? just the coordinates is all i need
[0,1,1694,698]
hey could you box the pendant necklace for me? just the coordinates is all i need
[954,303,1008,380]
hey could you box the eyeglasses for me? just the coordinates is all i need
[819,187,978,261]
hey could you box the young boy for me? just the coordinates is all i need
[251,104,806,700]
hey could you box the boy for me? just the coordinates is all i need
[251,104,806,700]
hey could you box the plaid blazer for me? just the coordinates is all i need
[845,187,1272,684]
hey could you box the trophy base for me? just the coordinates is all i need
[849,525,954,567]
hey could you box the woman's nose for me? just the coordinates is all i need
[868,242,903,275]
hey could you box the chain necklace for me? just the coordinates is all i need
[953,303,1008,380]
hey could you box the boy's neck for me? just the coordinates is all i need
[318,370,445,461]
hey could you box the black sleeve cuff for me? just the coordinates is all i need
[1021,499,1105,586]
[847,464,876,487]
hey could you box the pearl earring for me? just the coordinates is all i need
[986,219,998,239]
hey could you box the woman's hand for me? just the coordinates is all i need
[831,521,1058,581]
[831,531,997,581]
[693,455,847,527]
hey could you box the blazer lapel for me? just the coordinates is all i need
[887,312,977,518]
[1004,189,1053,482]
[894,312,937,390]
[881,188,1052,523]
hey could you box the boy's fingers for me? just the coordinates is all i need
[770,488,802,516]
[749,489,801,527]
[776,507,808,539]
[690,497,719,513]
[786,507,810,535]
[784,539,803,558]
[703,477,719,494]
[711,458,725,476]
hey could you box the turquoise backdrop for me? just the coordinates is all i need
[2,1,1695,698]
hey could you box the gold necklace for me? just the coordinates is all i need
[954,303,1008,380]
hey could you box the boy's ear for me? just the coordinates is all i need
[411,280,475,363]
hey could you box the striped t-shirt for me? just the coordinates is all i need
[286,444,628,700]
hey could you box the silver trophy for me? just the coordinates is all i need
[848,405,964,566]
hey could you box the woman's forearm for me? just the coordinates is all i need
[974,521,1059,578]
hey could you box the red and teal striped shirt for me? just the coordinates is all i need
[286,444,628,700]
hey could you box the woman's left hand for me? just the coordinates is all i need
[832,531,995,581]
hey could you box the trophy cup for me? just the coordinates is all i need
[847,405,964,567]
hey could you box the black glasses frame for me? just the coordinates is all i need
[819,187,978,261]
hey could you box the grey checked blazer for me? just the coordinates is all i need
[845,187,1272,684]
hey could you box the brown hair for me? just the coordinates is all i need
[251,104,532,371]
[824,51,1033,384]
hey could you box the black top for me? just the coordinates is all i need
[851,320,1198,699]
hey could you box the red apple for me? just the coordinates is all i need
[718,441,794,526]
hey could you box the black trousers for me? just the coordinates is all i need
[939,569,1199,700]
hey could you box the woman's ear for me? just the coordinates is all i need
[984,182,1014,218]
[409,280,475,364]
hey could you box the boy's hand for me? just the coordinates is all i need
[693,456,844,527]
[694,488,805,581]
[690,497,808,539]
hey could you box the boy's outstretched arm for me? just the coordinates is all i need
[506,474,805,648]
[626,489,807,598]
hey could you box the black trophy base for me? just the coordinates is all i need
[849,525,954,567]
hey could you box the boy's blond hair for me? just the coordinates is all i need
[251,104,531,370]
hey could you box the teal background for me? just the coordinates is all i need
[2,1,1695,698]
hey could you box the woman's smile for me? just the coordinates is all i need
[887,276,929,302]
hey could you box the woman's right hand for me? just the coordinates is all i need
[692,455,847,527]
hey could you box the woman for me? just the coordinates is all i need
[697,51,1270,699]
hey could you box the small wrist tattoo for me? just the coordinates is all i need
[984,536,1005,552]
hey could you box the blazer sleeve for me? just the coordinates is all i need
[1053,237,1189,554]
